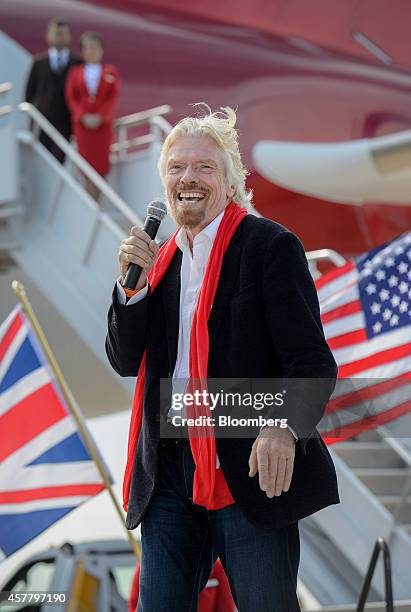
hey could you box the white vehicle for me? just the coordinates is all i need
[0,540,135,612]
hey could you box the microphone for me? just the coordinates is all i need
[123,200,168,290]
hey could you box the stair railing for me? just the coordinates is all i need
[0,81,12,115]
[306,248,347,280]
[112,104,172,158]
[356,537,394,612]
[19,101,143,228]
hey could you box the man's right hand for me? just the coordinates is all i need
[119,227,159,291]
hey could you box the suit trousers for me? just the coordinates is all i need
[137,439,301,612]
[39,129,70,164]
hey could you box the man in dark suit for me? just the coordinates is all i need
[106,106,339,611]
[24,18,82,163]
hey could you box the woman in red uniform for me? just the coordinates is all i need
[65,31,120,201]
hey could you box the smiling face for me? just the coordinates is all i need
[165,135,235,233]
[81,37,104,64]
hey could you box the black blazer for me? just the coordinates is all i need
[25,52,82,136]
[106,215,340,529]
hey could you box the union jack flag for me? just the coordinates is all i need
[316,231,411,443]
[0,306,106,559]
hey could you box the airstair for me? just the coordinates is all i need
[303,427,411,606]
[0,31,177,411]
[1,29,411,610]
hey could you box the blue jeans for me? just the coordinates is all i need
[137,439,301,612]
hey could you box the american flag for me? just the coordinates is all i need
[316,232,411,443]
[0,306,106,559]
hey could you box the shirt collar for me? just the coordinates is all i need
[48,47,69,60]
[175,209,225,253]
[85,63,103,72]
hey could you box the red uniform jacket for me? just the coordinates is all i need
[65,64,120,175]
[129,559,236,612]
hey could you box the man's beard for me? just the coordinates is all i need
[170,197,207,228]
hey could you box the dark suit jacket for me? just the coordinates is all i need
[25,51,82,137]
[106,215,340,530]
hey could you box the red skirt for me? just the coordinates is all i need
[74,121,113,176]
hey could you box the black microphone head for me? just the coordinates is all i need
[147,200,167,222]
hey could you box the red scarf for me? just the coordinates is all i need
[123,202,247,511]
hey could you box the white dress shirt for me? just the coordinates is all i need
[171,211,224,391]
[84,63,103,96]
[48,47,69,72]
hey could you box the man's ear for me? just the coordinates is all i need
[227,184,235,199]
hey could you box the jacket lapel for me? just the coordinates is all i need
[79,65,88,97]
[161,249,182,372]
[95,64,105,100]
[45,56,55,78]
[208,241,241,349]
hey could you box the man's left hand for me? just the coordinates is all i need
[248,426,296,498]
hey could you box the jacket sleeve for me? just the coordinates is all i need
[25,60,38,103]
[65,67,84,123]
[105,284,149,377]
[262,230,338,450]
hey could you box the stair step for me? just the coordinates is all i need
[334,442,405,469]
[354,429,382,442]
[0,204,24,219]
[317,601,411,612]
[378,495,411,522]
[354,467,411,496]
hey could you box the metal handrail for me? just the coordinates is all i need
[0,105,12,116]
[111,133,153,153]
[19,102,143,227]
[306,248,347,280]
[114,104,171,129]
[112,105,172,157]
[0,81,12,116]
[306,248,347,267]
[356,537,394,612]
[150,114,173,134]
[0,81,12,95]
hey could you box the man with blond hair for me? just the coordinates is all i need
[106,105,339,611]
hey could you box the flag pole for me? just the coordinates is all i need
[12,281,141,562]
